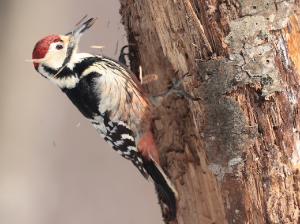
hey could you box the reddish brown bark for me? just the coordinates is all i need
[120,0,300,223]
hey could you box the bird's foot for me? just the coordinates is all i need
[118,45,129,65]
[162,71,200,101]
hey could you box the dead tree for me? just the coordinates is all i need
[119,0,300,223]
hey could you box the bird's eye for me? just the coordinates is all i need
[56,45,63,50]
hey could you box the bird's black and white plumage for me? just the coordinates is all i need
[30,18,198,219]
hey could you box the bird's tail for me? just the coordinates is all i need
[143,157,178,219]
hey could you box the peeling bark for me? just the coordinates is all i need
[120,0,300,223]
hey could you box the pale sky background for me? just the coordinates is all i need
[0,0,164,223]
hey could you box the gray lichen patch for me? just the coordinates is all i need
[239,0,276,17]
[224,15,268,52]
[208,156,244,184]
[238,0,295,30]
[196,0,295,179]
[196,59,258,168]
[224,15,282,96]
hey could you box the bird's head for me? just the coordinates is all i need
[30,17,98,81]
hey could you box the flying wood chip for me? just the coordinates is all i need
[75,15,88,27]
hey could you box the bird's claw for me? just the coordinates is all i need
[118,45,129,66]
[164,71,200,101]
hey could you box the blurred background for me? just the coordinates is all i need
[0,0,164,223]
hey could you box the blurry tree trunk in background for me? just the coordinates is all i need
[119,0,300,223]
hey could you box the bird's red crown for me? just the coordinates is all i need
[32,34,61,68]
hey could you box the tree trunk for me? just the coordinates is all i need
[119,0,300,223]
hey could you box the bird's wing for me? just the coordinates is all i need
[74,55,151,133]
[91,116,151,181]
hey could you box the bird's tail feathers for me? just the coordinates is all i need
[143,156,178,219]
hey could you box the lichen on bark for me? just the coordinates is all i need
[120,0,300,223]
[195,0,295,182]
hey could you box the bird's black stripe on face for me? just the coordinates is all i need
[42,65,74,79]
[62,43,74,67]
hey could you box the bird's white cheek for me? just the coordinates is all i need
[42,50,68,70]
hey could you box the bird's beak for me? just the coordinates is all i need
[49,17,99,78]
[66,17,99,43]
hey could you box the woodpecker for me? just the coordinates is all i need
[30,17,199,218]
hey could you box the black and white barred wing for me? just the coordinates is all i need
[80,55,150,134]
[90,118,150,181]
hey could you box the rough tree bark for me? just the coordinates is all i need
[119,0,300,223]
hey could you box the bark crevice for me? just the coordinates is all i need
[120,0,300,223]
